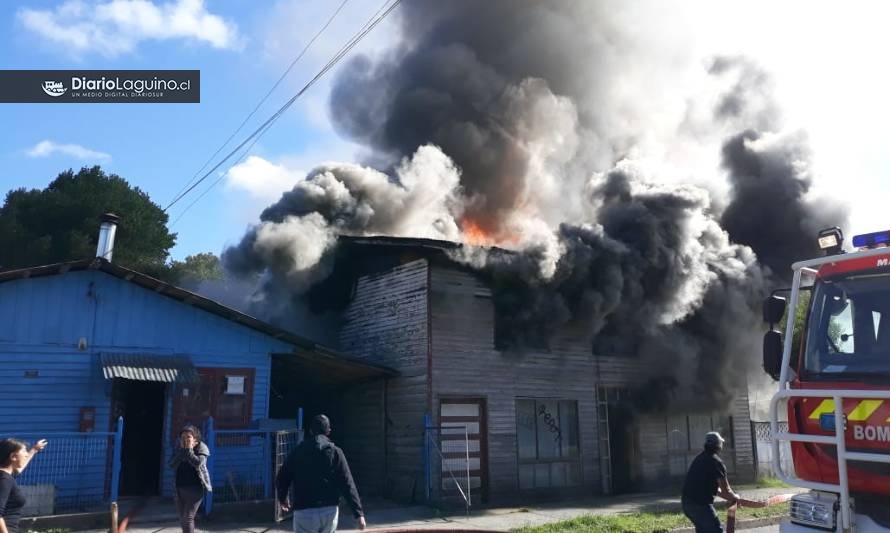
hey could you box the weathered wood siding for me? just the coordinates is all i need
[428,264,757,499]
[429,266,601,502]
[596,359,756,486]
[337,380,387,498]
[631,392,756,487]
[339,259,430,501]
[0,269,291,499]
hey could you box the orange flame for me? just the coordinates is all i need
[460,218,521,247]
[461,218,494,246]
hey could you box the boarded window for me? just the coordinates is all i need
[665,414,736,475]
[516,399,581,489]
[688,415,713,447]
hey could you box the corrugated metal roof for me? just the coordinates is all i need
[0,258,397,380]
[100,353,200,383]
[0,258,398,382]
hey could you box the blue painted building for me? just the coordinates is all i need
[0,256,392,512]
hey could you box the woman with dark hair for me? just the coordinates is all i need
[0,438,47,533]
[168,425,212,533]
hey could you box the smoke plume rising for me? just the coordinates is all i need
[224,1,848,414]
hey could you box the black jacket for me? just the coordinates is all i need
[276,434,363,518]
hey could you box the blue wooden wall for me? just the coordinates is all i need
[0,269,294,505]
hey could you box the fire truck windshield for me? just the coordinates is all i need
[804,271,890,378]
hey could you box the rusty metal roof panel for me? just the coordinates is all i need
[100,353,200,383]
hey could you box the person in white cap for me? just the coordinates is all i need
[681,431,741,532]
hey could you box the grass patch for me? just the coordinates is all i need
[513,503,789,533]
[752,476,792,489]
[733,476,793,491]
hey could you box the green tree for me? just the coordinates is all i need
[778,290,811,367]
[0,166,176,276]
[169,252,223,285]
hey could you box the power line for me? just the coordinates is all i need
[165,0,401,216]
[170,121,275,227]
[166,0,351,208]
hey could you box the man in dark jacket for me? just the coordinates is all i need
[276,414,365,532]
[681,431,741,533]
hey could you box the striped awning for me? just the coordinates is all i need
[100,353,199,383]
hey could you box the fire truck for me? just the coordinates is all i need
[763,227,890,533]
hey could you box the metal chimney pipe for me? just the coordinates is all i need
[96,213,120,262]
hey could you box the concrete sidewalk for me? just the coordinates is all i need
[78,486,801,533]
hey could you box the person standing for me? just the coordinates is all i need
[276,414,365,533]
[681,431,741,533]
[168,425,212,533]
[0,438,47,533]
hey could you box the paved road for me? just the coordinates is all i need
[744,526,780,533]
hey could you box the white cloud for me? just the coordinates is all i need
[17,0,242,58]
[225,138,365,201]
[26,140,111,161]
[225,155,302,203]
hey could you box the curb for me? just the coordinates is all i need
[21,511,111,532]
[671,515,785,532]
[20,500,277,532]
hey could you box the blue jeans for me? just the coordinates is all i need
[682,501,723,533]
[293,505,339,533]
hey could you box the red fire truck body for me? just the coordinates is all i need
[765,229,890,533]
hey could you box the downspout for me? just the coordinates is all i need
[382,377,389,497]
[426,260,433,413]
[425,261,434,503]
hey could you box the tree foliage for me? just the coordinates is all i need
[0,166,176,277]
[169,252,223,285]
[778,290,811,368]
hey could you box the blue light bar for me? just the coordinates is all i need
[852,230,890,249]
[819,413,836,432]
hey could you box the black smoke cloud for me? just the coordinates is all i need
[224,1,849,415]
[472,170,766,412]
[720,129,849,279]
[329,1,653,235]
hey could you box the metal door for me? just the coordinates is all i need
[273,429,302,522]
[439,398,487,504]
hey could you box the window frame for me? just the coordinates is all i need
[667,413,735,452]
[515,398,581,464]
[173,367,255,434]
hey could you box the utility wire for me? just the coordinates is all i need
[166,0,351,208]
[170,120,275,227]
[167,0,401,221]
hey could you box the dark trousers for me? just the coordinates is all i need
[682,501,723,533]
[175,485,205,533]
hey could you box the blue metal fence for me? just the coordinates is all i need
[7,415,303,518]
[204,417,301,515]
[10,417,123,515]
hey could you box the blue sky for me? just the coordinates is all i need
[0,0,399,260]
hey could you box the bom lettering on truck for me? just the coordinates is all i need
[853,424,890,441]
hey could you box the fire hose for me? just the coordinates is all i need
[726,494,795,533]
